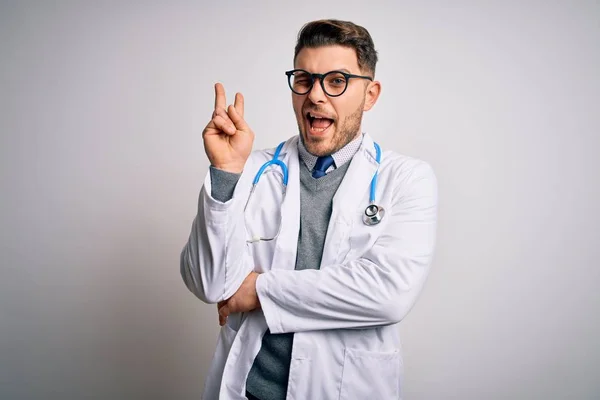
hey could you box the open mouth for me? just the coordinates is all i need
[306,112,334,135]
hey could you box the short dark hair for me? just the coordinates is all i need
[294,19,378,76]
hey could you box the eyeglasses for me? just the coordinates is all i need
[285,69,373,97]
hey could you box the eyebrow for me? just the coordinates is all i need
[298,68,354,74]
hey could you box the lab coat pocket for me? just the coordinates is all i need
[343,207,389,263]
[243,170,285,243]
[339,348,402,400]
[286,358,312,400]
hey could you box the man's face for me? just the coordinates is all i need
[292,45,379,156]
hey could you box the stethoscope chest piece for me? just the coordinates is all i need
[363,203,385,226]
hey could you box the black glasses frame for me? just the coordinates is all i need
[285,69,373,97]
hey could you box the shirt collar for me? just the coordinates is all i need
[298,133,365,173]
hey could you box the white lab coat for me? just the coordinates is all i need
[181,133,438,400]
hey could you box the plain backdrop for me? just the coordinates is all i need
[1,1,599,399]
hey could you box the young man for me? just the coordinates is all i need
[181,19,438,400]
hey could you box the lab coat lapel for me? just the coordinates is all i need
[270,136,301,271]
[320,133,379,268]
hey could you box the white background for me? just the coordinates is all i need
[1,1,599,399]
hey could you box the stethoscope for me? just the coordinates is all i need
[244,141,384,244]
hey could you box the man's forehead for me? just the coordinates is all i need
[294,45,360,72]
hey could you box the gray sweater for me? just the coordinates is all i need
[210,157,351,400]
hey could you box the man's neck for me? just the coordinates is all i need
[297,132,365,172]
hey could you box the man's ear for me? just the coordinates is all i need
[363,80,381,111]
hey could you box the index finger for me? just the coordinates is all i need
[214,83,226,111]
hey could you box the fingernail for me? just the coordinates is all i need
[229,126,236,133]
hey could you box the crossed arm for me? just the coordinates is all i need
[185,161,438,333]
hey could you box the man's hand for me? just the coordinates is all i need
[217,272,261,326]
[203,83,255,173]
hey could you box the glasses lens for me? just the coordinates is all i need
[323,72,347,96]
[289,71,312,94]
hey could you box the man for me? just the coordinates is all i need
[181,19,438,400]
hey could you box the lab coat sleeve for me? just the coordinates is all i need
[180,162,254,304]
[256,161,438,333]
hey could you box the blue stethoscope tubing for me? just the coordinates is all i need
[252,141,289,188]
[245,140,384,243]
[252,141,380,196]
[370,142,381,203]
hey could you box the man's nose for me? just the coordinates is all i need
[307,78,327,103]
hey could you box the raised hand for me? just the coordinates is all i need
[202,83,255,173]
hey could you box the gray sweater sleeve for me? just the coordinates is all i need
[209,166,241,202]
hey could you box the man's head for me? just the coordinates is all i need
[289,19,381,156]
